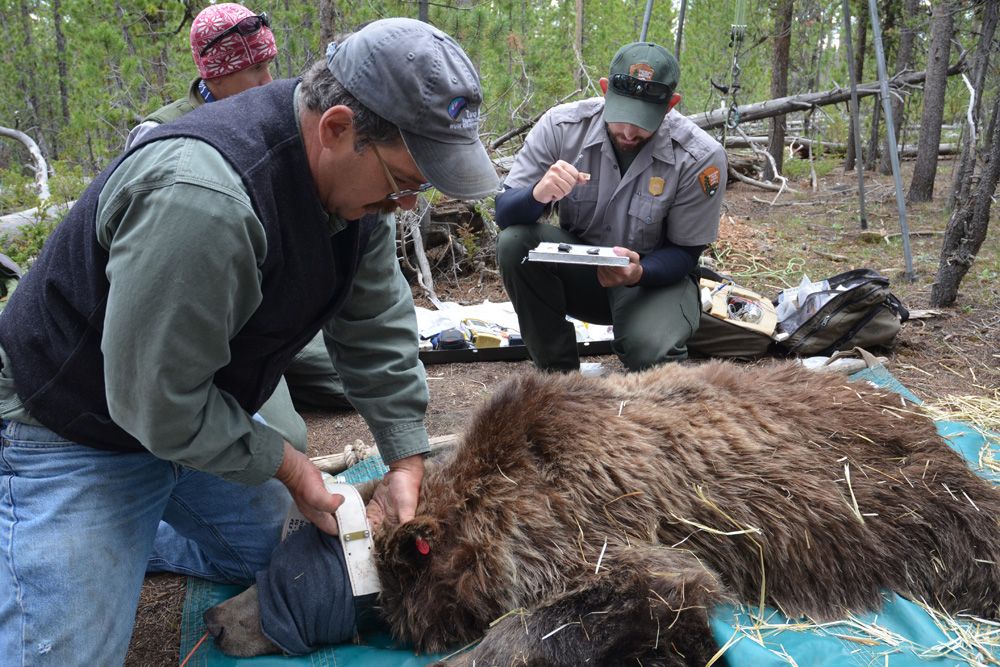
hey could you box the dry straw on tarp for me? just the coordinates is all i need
[924,391,1000,477]
[706,400,1000,667]
[709,599,1000,666]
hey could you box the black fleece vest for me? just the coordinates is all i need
[0,79,375,452]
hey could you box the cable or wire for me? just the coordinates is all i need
[179,631,210,667]
[718,0,749,144]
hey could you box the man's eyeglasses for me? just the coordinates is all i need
[199,13,271,57]
[610,73,673,103]
[370,143,433,201]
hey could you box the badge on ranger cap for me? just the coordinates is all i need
[648,176,665,196]
[629,62,655,81]
[699,166,721,197]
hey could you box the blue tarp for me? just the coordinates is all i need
[709,417,999,667]
[180,454,447,666]
[180,369,999,665]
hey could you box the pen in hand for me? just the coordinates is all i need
[572,152,591,182]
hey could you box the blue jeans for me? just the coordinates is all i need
[0,420,291,666]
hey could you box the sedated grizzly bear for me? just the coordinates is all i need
[207,360,1000,665]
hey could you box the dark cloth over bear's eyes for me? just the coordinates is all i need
[256,524,356,655]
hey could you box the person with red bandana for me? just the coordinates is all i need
[126,3,278,149]
[496,42,727,372]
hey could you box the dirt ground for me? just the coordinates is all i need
[127,160,999,666]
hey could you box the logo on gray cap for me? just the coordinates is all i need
[326,18,499,200]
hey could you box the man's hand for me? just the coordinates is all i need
[597,247,643,287]
[365,454,425,532]
[532,160,590,204]
[274,442,343,535]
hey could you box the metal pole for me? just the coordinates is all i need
[674,0,688,61]
[867,0,914,280]
[841,0,868,229]
[640,0,655,42]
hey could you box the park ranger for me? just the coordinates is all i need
[495,41,727,372]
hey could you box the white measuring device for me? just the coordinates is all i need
[281,473,381,597]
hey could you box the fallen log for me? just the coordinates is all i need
[723,136,958,156]
[0,201,74,240]
[689,62,964,131]
[311,433,459,474]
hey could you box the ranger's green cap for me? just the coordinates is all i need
[603,42,680,133]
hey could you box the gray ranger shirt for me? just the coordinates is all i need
[504,97,727,255]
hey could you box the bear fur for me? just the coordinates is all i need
[375,361,1000,665]
[207,360,1000,665]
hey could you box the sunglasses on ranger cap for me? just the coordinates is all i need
[199,12,271,57]
[610,73,673,103]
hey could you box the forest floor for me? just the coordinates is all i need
[127,158,999,666]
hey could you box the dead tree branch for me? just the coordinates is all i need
[0,125,50,202]
[689,62,965,131]
[489,89,582,152]
[399,200,442,308]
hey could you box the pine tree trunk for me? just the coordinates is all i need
[845,0,867,171]
[864,97,880,171]
[574,0,584,91]
[764,0,794,181]
[908,2,955,202]
[930,89,1000,307]
[53,0,69,130]
[946,0,998,210]
[17,0,48,157]
[879,0,921,175]
[320,0,341,47]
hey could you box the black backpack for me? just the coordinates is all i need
[775,269,909,357]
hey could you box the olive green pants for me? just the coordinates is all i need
[257,332,351,450]
[497,224,700,372]
[283,332,351,410]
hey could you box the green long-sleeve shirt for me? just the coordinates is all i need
[0,121,429,484]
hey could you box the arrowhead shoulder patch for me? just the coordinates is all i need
[699,166,721,197]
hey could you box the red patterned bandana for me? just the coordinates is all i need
[190,3,277,80]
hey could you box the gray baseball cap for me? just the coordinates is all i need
[326,18,499,200]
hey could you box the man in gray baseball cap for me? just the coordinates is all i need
[0,17,497,664]
[327,17,499,200]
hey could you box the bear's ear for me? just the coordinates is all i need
[392,518,440,569]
